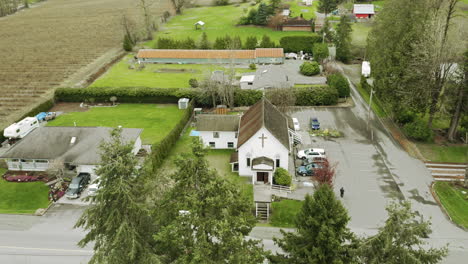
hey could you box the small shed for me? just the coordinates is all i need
[281,17,313,32]
[353,4,375,19]
[178,98,190,109]
[194,21,205,30]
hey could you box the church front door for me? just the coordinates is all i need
[256,172,268,184]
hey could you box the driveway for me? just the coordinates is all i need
[56,187,92,206]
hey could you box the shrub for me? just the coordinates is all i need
[295,86,338,106]
[233,89,263,106]
[279,35,322,53]
[403,119,434,142]
[360,75,371,93]
[394,109,416,125]
[244,36,258,49]
[214,0,229,5]
[327,73,350,97]
[249,63,256,70]
[312,43,329,62]
[189,78,199,88]
[273,168,292,186]
[259,34,275,48]
[123,34,134,51]
[300,61,320,76]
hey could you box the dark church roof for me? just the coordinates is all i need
[196,115,240,131]
[237,98,290,149]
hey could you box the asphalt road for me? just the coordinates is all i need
[250,69,468,263]
[0,204,92,264]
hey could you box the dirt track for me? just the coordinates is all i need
[0,0,172,130]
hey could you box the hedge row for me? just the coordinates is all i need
[55,86,338,107]
[279,35,323,54]
[150,101,194,170]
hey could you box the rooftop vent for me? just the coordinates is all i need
[70,137,77,144]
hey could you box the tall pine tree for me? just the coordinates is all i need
[273,184,357,264]
[75,128,159,264]
[335,15,353,63]
[199,32,211,49]
[153,139,266,263]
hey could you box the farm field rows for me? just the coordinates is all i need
[0,0,172,131]
[146,3,314,47]
[90,55,255,88]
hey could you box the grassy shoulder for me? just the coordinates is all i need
[90,55,254,89]
[47,104,185,144]
[0,168,50,214]
[417,143,467,163]
[147,4,313,47]
[355,84,387,117]
[433,182,468,229]
[270,199,303,228]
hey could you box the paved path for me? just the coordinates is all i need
[249,63,468,263]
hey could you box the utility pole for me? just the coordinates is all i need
[367,86,374,131]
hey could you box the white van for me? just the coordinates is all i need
[3,117,39,139]
[297,148,326,160]
[292,118,300,131]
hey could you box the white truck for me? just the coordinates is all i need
[3,117,39,139]
[362,61,371,77]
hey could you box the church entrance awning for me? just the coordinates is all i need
[252,156,274,171]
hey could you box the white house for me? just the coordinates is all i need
[1,127,142,178]
[196,115,240,149]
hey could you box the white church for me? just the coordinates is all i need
[195,98,293,185]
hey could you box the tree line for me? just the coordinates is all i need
[0,0,35,17]
[75,129,448,263]
[368,0,467,142]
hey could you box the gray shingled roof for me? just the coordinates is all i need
[354,4,375,14]
[196,115,240,131]
[238,98,290,150]
[1,127,142,165]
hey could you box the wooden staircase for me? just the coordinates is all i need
[255,202,270,221]
[425,162,466,182]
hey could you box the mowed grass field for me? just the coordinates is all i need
[90,56,254,88]
[433,182,468,229]
[289,0,319,20]
[47,104,185,144]
[148,3,314,47]
[0,168,50,214]
[0,0,172,130]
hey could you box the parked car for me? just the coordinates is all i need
[65,173,91,199]
[297,148,326,160]
[296,163,324,176]
[310,117,320,130]
[285,52,298,60]
[88,177,100,196]
[302,156,326,165]
[292,118,300,131]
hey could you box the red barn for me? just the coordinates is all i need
[353,4,375,19]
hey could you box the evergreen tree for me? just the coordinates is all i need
[313,42,329,63]
[180,37,196,49]
[318,0,340,16]
[357,201,448,264]
[244,36,258,49]
[224,35,232,49]
[260,34,275,48]
[123,34,134,51]
[273,184,357,264]
[320,18,334,42]
[231,36,243,49]
[335,15,352,63]
[213,37,225,49]
[75,128,159,264]
[153,139,266,263]
[199,32,211,49]
[255,3,270,25]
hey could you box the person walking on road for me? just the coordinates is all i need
[340,187,345,198]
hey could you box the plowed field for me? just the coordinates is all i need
[0,0,171,130]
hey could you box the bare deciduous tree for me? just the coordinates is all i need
[170,0,189,14]
[265,86,296,113]
[46,159,66,183]
[138,0,159,40]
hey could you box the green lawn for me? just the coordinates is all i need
[289,0,319,20]
[47,104,185,144]
[90,55,253,88]
[0,168,50,214]
[148,4,314,47]
[160,128,253,203]
[351,22,373,49]
[270,199,303,228]
[417,143,468,163]
[433,182,468,229]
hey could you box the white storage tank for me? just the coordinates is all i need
[362,61,371,77]
[178,98,190,109]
